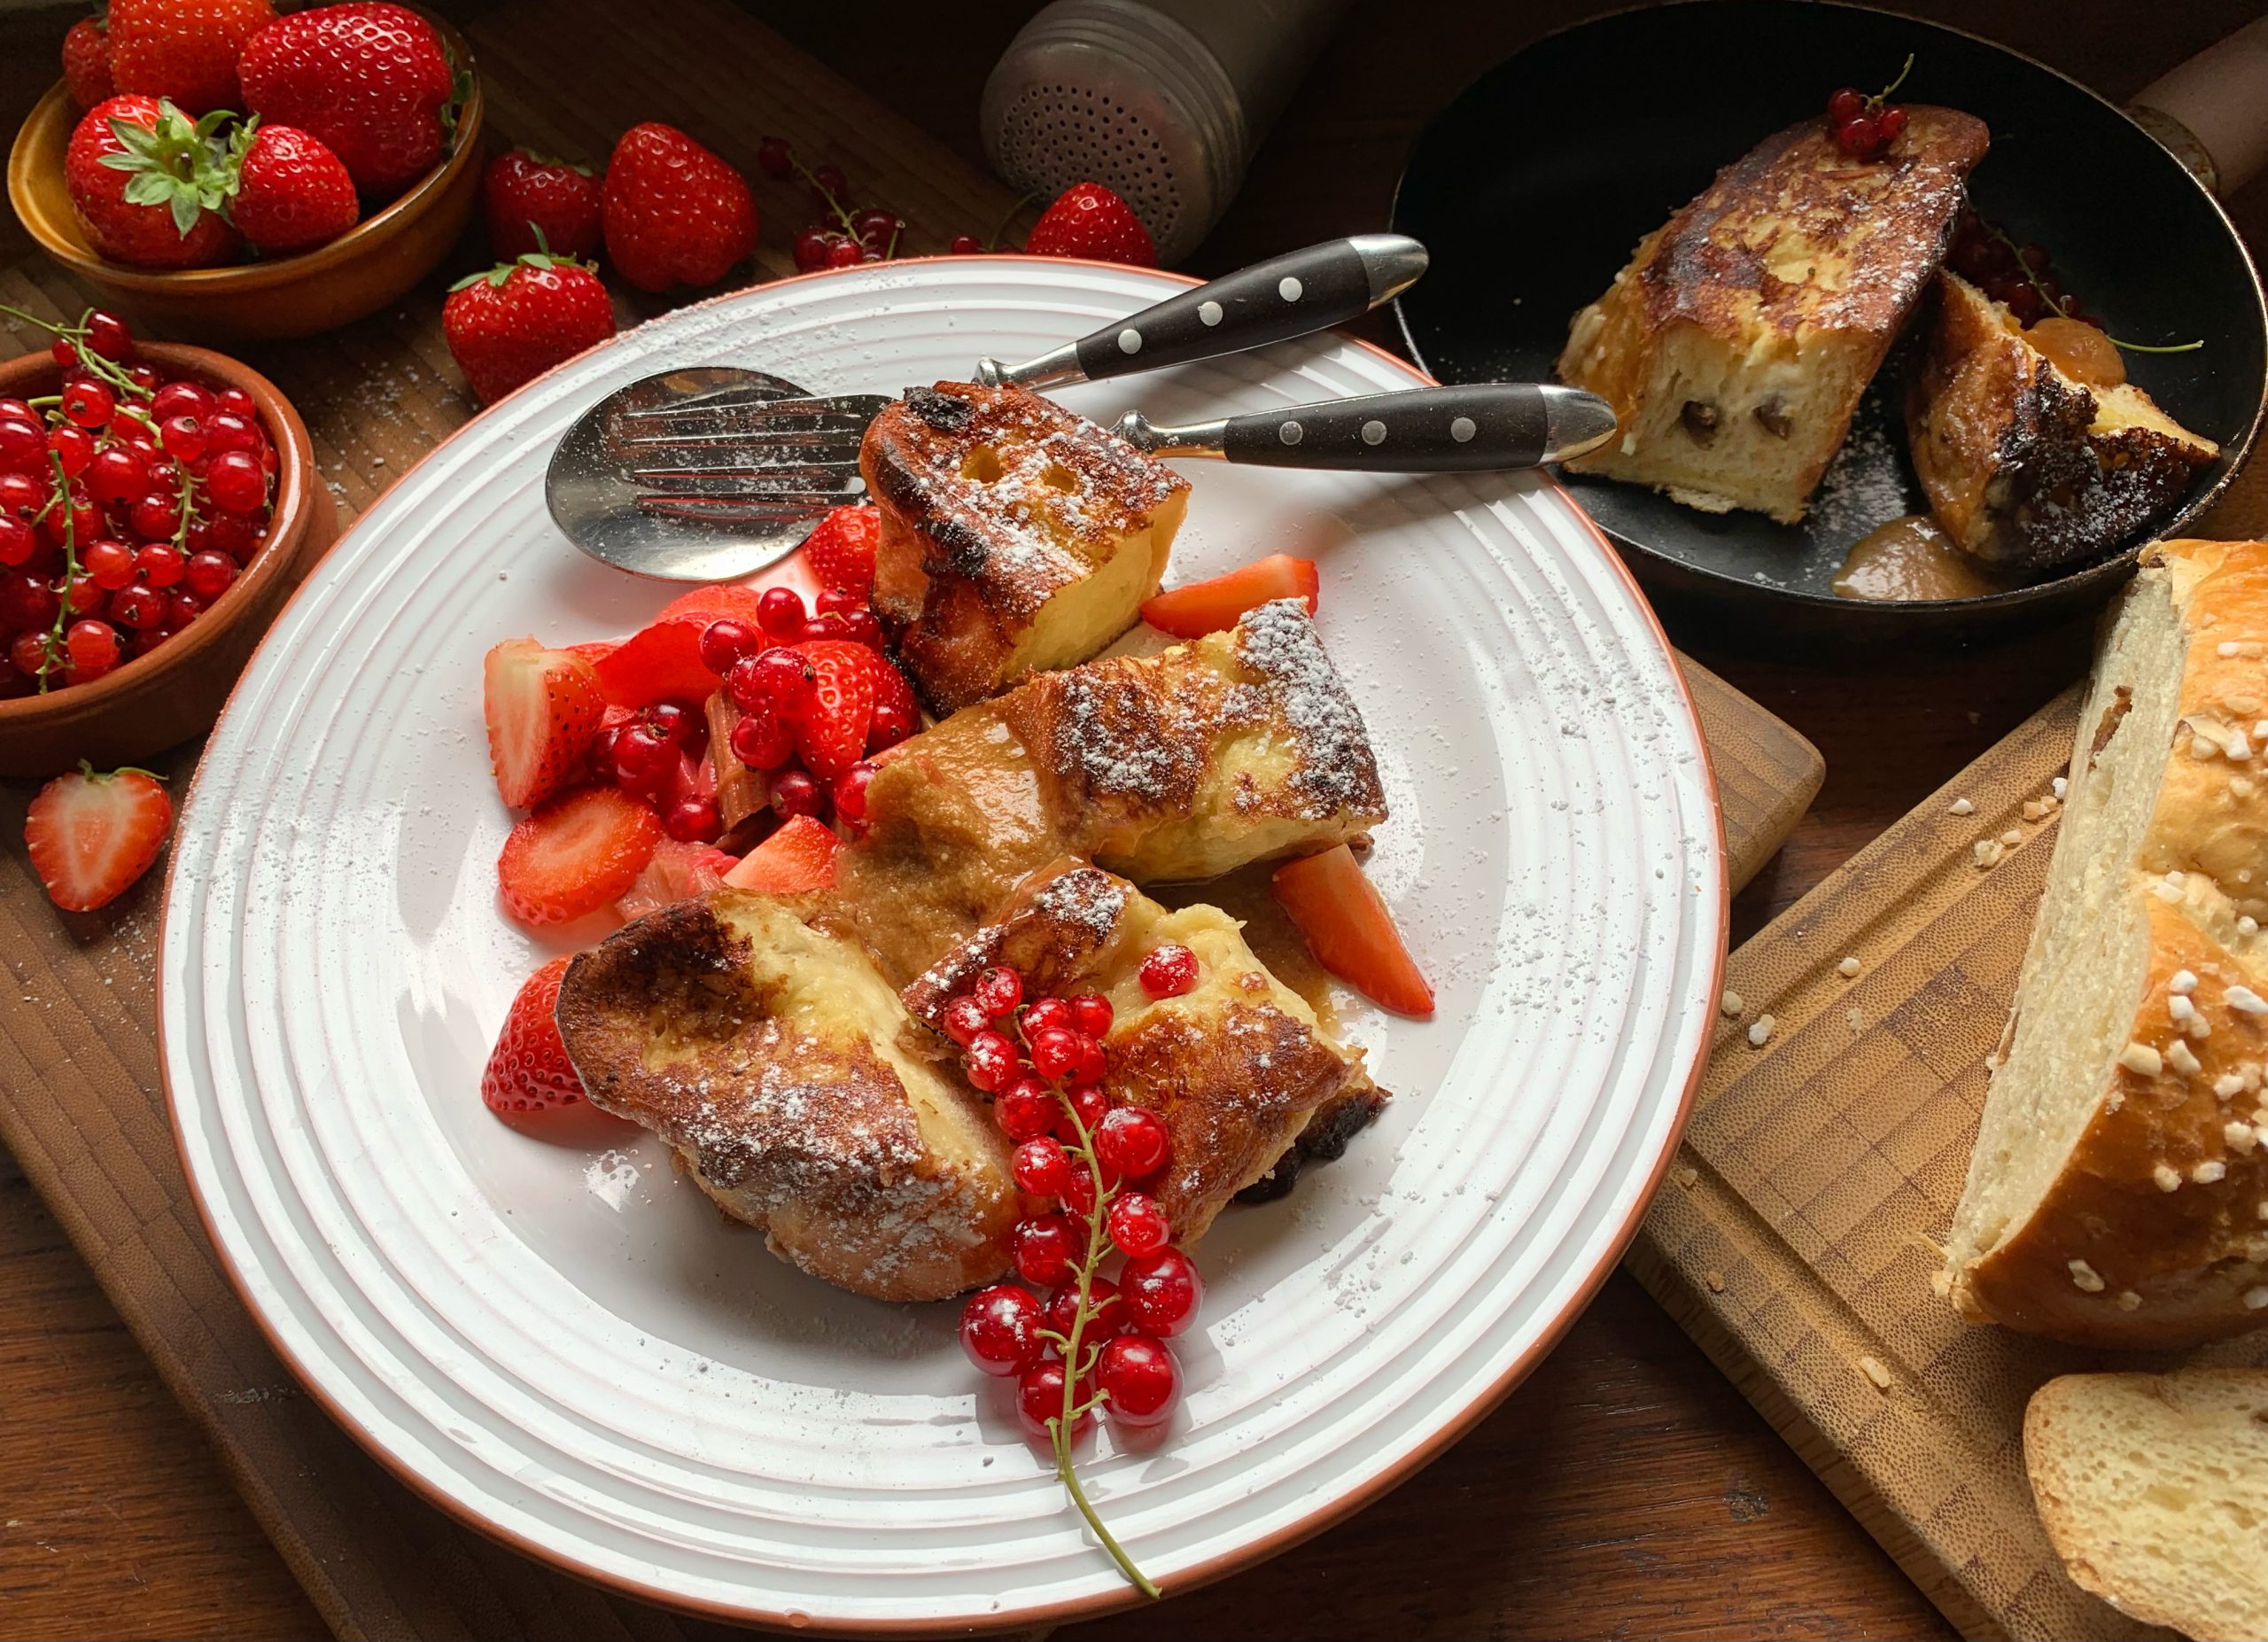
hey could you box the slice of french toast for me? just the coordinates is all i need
[1557,106,1988,523]
[863,382,1191,713]
[901,861,1381,1243]
[555,889,1016,1302]
[835,599,1386,985]
[1907,272,2218,572]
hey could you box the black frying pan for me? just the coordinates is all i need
[1389,1,2268,648]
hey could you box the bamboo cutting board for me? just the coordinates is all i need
[0,0,1821,1636]
[1628,687,2268,1642]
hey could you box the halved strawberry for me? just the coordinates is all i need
[563,639,619,668]
[722,813,837,893]
[498,786,662,925]
[616,836,735,920]
[1141,554,1320,640]
[24,763,172,913]
[485,639,606,808]
[794,640,874,781]
[801,504,880,595]
[1270,844,1433,1018]
[480,957,585,1113]
[592,617,719,708]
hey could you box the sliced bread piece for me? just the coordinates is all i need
[1945,539,2268,1348]
[2026,1368,2268,1640]
[1557,105,1987,523]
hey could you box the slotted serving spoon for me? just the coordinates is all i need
[548,234,1503,582]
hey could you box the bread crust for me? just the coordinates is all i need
[862,382,1189,713]
[1951,540,2268,1347]
[555,891,1016,1302]
[1907,274,2217,572]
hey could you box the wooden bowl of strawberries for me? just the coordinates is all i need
[0,309,335,777]
[5,3,484,342]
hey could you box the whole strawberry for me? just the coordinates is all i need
[444,245,617,404]
[484,148,602,261]
[105,0,275,114]
[62,15,116,112]
[600,123,757,293]
[229,122,358,253]
[238,2,456,199]
[65,94,240,269]
[1025,181,1156,267]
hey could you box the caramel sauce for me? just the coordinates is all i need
[1832,514,2005,603]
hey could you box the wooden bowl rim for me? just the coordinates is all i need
[5,8,483,295]
[0,341,317,727]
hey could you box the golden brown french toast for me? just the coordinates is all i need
[1558,106,1988,523]
[1907,273,2218,572]
[901,862,1379,1243]
[555,890,1016,1302]
[835,600,1386,985]
[863,382,1190,713]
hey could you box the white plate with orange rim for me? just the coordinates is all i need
[158,257,1725,1632]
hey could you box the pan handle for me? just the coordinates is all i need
[2132,18,2268,197]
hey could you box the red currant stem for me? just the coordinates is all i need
[885,220,903,260]
[1980,219,2203,354]
[1869,52,1915,108]
[1041,1083,1159,1600]
[39,449,77,689]
[788,154,860,237]
[985,192,1036,253]
[25,395,61,410]
[0,306,148,402]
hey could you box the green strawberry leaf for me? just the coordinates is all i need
[167,189,201,237]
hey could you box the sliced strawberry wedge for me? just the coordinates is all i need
[485,638,606,808]
[793,640,875,781]
[723,813,837,893]
[655,583,772,629]
[1140,553,1320,640]
[1270,844,1433,1018]
[24,764,172,913]
[592,617,719,708]
[498,786,662,925]
[481,957,586,1113]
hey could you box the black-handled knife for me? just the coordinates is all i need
[1115,383,1619,471]
[974,235,1429,390]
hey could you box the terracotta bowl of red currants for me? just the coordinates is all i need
[0,324,335,778]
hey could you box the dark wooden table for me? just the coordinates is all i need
[4,1,2265,1636]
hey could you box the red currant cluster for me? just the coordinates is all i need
[0,307,276,694]
[1826,55,1913,160]
[1947,208,2096,328]
[595,697,718,843]
[952,946,1205,1593]
[757,139,911,273]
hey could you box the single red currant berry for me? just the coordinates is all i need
[214,386,255,421]
[698,618,760,673]
[949,232,982,254]
[201,510,256,558]
[166,588,206,627]
[82,537,134,588]
[0,398,31,422]
[1056,1082,1111,1141]
[833,759,875,823]
[1015,1358,1092,1441]
[994,1075,1057,1141]
[838,609,883,649]
[1878,104,1908,143]
[800,612,850,646]
[1098,1334,1179,1426]
[159,412,209,461]
[1120,1247,1202,1338]
[1029,1025,1081,1081]
[0,572,58,631]
[643,700,691,746]
[757,586,806,641]
[851,207,900,245]
[964,1027,1020,1093]
[1011,1211,1079,1286]
[50,338,76,370]
[1107,1192,1171,1258]
[1837,114,1880,157]
[1012,1135,1072,1198]
[8,630,49,678]
[60,378,113,429]
[184,549,237,601]
[770,767,823,820]
[611,720,670,781]
[205,411,260,454]
[958,1283,1042,1377]
[0,418,44,474]
[63,618,120,676]
[867,699,915,750]
[792,226,838,273]
[1067,992,1113,1039]
[0,471,47,520]
[811,162,848,205]
[1045,1276,1128,1342]
[1826,87,1865,124]
[111,582,167,630]
[149,380,211,423]
[664,793,721,843]
[1061,1162,1097,1217]
[0,518,32,568]
[1021,997,1072,1039]
[129,494,181,541]
[135,542,185,587]
[1073,1033,1107,1084]
[824,238,861,269]
[82,310,134,361]
[86,444,147,503]
[942,994,990,1047]
[973,965,1022,1017]
[756,136,794,180]
[47,424,94,477]
[126,364,160,393]
[1138,943,1199,999]
[65,574,103,613]
[204,449,266,512]
[1094,1105,1170,1179]
[43,490,98,549]
[815,585,863,617]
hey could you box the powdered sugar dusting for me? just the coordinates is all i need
[1236,599,1384,819]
